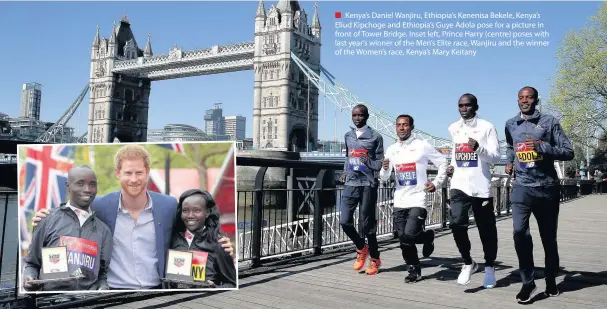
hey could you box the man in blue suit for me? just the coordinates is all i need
[32,144,234,290]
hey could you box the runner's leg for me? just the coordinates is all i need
[471,196,498,288]
[511,185,536,303]
[449,189,478,285]
[340,186,367,270]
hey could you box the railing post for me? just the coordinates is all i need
[495,185,502,217]
[15,245,20,300]
[441,184,448,229]
[0,192,9,285]
[251,167,268,267]
[506,179,511,215]
[313,169,328,255]
[287,168,294,224]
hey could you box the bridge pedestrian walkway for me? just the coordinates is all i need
[76,195,606,309]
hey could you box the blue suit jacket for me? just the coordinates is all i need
[91,190,178,282]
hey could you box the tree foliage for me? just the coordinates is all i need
[546,3,607,166]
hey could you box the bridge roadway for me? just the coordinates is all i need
[68,194,606,309]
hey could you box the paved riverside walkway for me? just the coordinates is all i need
[74,195,607,309]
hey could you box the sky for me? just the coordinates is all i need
[0,1,603,145]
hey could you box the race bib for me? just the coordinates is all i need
[348,149,368,171]
[515,142,543,168]
[58,236,99,276]
[454,143,478,167]
[395,163,417,186]
[189,251,209,282]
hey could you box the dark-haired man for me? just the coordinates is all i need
[23,165,113,291]
[380,114,447,283]
[340,104,384,275]
[505,86,574,303]
[446,93,501,288]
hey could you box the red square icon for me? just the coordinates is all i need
[335,12,342,18]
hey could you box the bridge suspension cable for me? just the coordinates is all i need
[290,52,452,149]
[291,52,516,162]
[35,85,90,143]
[76,131,88,143]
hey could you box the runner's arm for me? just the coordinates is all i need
[505,124,515,165]
[378,146,392,181]
[535,119,574,161]
[476,125,501,164]
[426,142,448,188]
[366,134,384,171]
[96,227,113,288]
[449,140,456,173]
[342,135,348,173]
[448,127,456,165]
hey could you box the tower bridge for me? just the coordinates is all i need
[35,0,511,159]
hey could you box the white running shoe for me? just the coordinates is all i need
[484,266,496,288]
[457,261,478,285]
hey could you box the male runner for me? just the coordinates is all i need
[446,94,501,288]
[340,104,384,275]
[505,86,574,303]
[379,114,447,283]
[23,165,112,291]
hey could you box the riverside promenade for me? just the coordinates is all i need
[68,194,607,309]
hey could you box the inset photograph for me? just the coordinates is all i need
[17,141,238,293]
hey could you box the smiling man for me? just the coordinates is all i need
[505,86,574,303]
[23,165,113,291]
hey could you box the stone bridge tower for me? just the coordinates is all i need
[253,0,322,151]
[88,14,153,143]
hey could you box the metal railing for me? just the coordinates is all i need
[235,157,595,267]
[0,159,598,308]
[0,190,28,308]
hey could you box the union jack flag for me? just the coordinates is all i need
[157,143,184,154]
[19,144,75,248]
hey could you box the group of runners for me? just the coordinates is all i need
[339,86,574,303]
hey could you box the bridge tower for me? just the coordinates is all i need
[253,0,322,151]
[88,14,152,143]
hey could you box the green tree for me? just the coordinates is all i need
[546,3,607,166]
[182,143,232,191]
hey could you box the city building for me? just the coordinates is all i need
[147,123,252,151]
[224,116,246,140]
[1,83,76,143]
[0,113,12,137]
[203,103,247,140]
[147,124,213,142]
[8,117,75,143]
[20,82,42,120]
[204,103,224,136]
